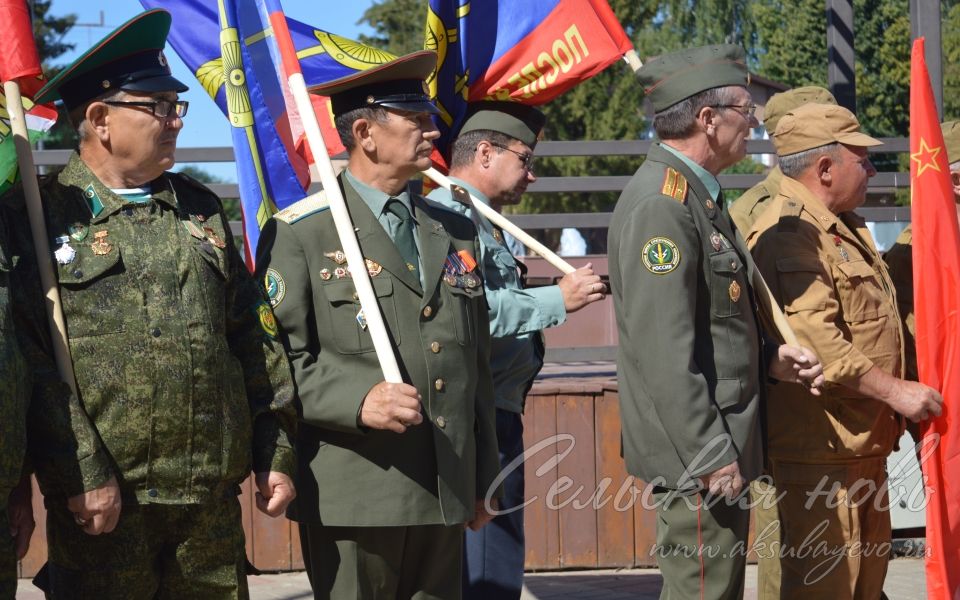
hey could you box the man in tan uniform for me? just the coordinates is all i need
[730,86,837,600]
[729,86,836,234]
[747,104,944,598]
[885,120,960,383]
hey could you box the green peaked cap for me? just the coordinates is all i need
[636,44,749,112]
[35,9,188,110]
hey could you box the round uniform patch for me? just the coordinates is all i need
[264,268,286,307]
[641,237,681,274]
[256,302,279,339]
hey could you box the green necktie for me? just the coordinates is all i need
[386,198,419,280]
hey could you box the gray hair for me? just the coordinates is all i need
[449,129,515,170]
[334,106,389,151]
[778,143,841,178]
[72,89,126,146]
[653,86,741,140]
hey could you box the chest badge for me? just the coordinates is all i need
[319,268,332,281]
[710,231,723,252]
[833,235,850,261]
[53,236,76,265]
[68,223,88,242]
[324,250,347,265]
[729,281,742,303]
[365,259,383,277]
[203,227,227,249]
[91,230,112,256]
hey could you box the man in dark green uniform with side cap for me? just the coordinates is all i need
[609,45,825,600]
[729,86,837,234]
[3,10,297,598]
[255,51,500,600]
[428,101,604,599]
[0,217,32,599]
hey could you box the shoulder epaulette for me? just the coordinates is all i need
[776,195,804,233]
[661,167,688,204]
[450,184,473,206]
[275,191,329,224]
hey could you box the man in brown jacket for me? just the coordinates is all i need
[747,103,944,598]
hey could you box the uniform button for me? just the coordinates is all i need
[72,269,83,279]
[152,328,161,337]
[147,488,158,498]
[430,341,441,353]
[730,260,737,269]
[434,378,445,391]
[436,416,446,429]
[422,306,433,318]
[352,292,359,301]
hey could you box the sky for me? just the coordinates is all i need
[50,0,379,180]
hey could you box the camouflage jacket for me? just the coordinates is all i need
[0,214,29,508]
[5,153,296,503]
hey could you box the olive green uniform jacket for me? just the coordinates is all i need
[609,143,768,491]
[256,174,500,527]
[0,216,29,508]
[4,153,296,504]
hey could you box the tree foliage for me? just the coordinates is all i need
[32,1,79,150]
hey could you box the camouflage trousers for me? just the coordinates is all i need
[0,509,16,600]
[43,495,248,600]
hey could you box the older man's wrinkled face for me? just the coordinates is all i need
[369,108,440,178]
[713,86,759,169]
[830,144,876,212]
[103,90,183,180]
[486,138,536,207]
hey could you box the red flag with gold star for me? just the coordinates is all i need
[911,37,960,600]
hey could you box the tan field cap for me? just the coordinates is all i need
[943,120,960,164]
[763,86,836,133]
[773,104,882,157]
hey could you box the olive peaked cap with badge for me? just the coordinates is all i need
[457,101,546,149]
[34,9,188,111]
[308,50,440,117]
[636,44,749,112]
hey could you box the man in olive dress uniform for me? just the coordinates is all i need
[609,44,825,600]
[256,51,500,600]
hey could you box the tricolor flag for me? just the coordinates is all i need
[426,0,633,158]
[140,0,395,267]
[0,0,57,197]
[910,37,960,600]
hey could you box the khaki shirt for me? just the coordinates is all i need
[729,167,783,234]
[747,176,903,461]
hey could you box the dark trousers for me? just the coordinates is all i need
[463,409,525,600]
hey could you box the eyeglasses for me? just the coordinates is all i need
[103,99,189,119]
[711,103,757,119]
[489,143,536,171]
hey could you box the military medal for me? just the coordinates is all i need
[185,221,206,239]
[319,268,332,281]
[365,259,382,277]
[324,250,347,265]
[203,227,227,249]
[356,309,368,331]
[443,272,458,286]
[91,230,112,255]
[68,223,88,242]
[463,272,481,289]
[729,281,741,303]
[833,235,849,261]
[710,231,723,252]
[53,236,76,265]
[334,267,348,279]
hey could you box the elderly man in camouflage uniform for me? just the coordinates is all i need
[0,217,31,599]
[3,10,297,598]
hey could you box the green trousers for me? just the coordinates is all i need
[43,496,248,600]
[299,523,462,600]
[0,509,16,600]
[653,489,751,600]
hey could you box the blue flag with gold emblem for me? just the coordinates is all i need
[139,0,395,267]
[427,0,632,158]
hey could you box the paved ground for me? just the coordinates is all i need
[15,557,926,599]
